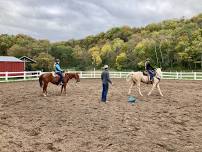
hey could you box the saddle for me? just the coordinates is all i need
[143,71,148,76]
[143,70,156,84]
[52,72,65,78]
[52,72,65,84]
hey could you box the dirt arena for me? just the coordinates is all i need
[0,79,202,152]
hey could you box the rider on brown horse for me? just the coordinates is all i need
[54,59,63,85]
[145,58,155,82]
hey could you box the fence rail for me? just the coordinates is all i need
[78,71,202,80]
[0,71,41,82]
[0,71,202,83]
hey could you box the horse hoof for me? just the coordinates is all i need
[43,94,47,97]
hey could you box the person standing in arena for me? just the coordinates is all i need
[101,65,112,102]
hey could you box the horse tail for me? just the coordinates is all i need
[39,75,43,88]
[126,72,133,82]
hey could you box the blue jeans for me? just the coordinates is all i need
[56,72,63,83]
[101,83,109,102]
[148,70,154,81]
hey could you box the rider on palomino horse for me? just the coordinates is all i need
[145,58,155,83]
[54,59,63,85]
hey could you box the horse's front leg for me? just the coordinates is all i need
[128,82,134,95]
[157,83,163,96]
[60,85,64,95]
[147,83,156,96]
[64,83,67,96]
[137,82,143,96]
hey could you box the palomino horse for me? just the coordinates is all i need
[39,72,80,96]
[126,68,163,96]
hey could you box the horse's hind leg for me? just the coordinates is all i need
[43,83,48,97]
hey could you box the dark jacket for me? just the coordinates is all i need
[145,62,154,71]
[101,70,112,84]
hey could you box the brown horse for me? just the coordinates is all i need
[39,72,80,96]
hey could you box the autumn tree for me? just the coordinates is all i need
[32,53,54,71]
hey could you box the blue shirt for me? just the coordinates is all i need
[55,63,62,72]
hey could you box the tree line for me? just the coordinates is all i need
[1,13,202,71]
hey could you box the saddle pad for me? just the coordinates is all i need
[143,71,148,76]
[52,72,65,77]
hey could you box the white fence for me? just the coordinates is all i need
[79,71,129,79]
[0,71,202,82]
[79,71,202,80]
[161,71,202,80]
[0,71,41,82]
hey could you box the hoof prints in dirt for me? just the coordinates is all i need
[0,79,202,152]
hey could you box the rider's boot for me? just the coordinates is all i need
[59,80,64,85]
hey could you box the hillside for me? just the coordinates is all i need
[1,14,202,71]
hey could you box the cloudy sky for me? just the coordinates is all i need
[0,0,202,41]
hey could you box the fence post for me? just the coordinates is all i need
[5,72,8,81]
[194,72,196,80]
[24,71,26,80]
[94,68,95,78]
[120,72,122,78]
[80,71,83,78]
[39,71,42,77]
[176,72,179,79]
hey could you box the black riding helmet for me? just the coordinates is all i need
[55,59,60,63]
[146,58,150,62]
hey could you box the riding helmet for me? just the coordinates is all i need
[55,59,60,63]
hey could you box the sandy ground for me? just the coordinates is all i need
[0,79,202,152]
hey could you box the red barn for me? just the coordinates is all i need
[0,56,24,76]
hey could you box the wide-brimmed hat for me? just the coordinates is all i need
[103,65,109,69]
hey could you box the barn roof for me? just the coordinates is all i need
[19,56,36,63]
[0,56,23,62]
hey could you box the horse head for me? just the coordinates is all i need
[65,73,80,82]
[74,73,80,82]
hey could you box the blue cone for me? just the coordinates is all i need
[128,95,136,103]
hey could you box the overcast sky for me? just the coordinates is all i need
[0,0,202,41]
